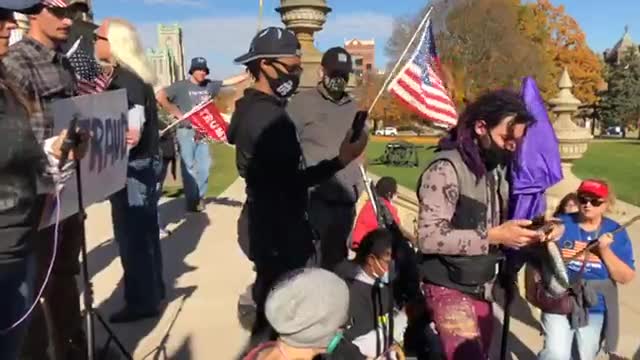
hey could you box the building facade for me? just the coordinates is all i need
[146,24,186,90]
[344,38,375,81]
[604,26,639,65]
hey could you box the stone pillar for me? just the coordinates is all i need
[546,68,593,210]
[277,0,332,89]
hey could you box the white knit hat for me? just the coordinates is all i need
[265,268,350,348]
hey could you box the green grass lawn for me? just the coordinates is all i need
[573,141,640,206]
[368,138,640,207]
[365,139,436,191]
[163,142,238,198]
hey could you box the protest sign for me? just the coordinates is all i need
[41,89,129,228]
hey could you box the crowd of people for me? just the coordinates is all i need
[0,1,636,360]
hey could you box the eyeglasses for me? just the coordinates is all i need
[577,196,605,207]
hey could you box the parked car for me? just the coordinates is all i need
[605,126,623,137]
[375,127,398,136]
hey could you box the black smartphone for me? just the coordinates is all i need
[350,110,368,143]
[526,215,546,230]
[58,117,79,170]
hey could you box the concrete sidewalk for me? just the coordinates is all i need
[83,176,640,359]
[85,177,252,359]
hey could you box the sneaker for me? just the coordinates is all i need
[196,199,206,212]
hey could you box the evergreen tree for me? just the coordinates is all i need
[599,47,640,137]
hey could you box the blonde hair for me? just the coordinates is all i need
[105,18,156,86]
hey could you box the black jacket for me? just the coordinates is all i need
[227,89,343,264]
[0,85,48,271]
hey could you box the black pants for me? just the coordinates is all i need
[308,196,356,271]
[246,203,316,348]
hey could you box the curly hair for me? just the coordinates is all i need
[438,89,534,179]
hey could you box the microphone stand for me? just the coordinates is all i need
[74,158,132,360]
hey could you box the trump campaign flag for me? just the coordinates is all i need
[183,99,229,143]
[388,20,458,128]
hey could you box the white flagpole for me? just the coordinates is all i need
[367,6,434,115]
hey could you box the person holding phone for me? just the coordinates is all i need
[287,46,364,271]
[416,90,546,359]
[228,27,368,350]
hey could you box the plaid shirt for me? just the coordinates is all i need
[2,36,77,143]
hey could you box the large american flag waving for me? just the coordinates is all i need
[388,20,458,128]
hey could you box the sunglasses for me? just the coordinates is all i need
[267,59,302,75]
[578,196,605,207]
[93,33,108,42]
[0,9,15,21]
[46,6,74,20]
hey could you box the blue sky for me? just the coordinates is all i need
[94,0,638,78]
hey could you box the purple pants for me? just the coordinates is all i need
[422,283,494,360]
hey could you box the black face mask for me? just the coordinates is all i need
[322,74,347,100]
[264,60,301,98]
[480,133,512,170]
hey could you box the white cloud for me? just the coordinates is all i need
[135,12,393,79]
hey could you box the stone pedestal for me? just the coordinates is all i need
[277,0,331,89]
[545,68,593,209]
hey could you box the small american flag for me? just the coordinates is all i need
[388,20,458,128]
[68,45,112,95]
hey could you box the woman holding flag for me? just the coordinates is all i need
[95,18,165,323]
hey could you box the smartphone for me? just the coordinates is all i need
[58,117,79,170]
[350,110,368,143]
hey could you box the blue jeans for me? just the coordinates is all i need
[538,312,605,360]
[176,128,211,206]
[110,157,165,312]
[0,257,35,360]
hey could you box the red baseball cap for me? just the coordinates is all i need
[577,179,609,198]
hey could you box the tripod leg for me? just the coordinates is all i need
[94,311,133,360]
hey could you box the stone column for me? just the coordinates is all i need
[546,68,593,210]
[277,0,332,89]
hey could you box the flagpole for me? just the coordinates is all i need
[257,0,264,33]
[367,6,433,115]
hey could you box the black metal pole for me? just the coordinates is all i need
[75,159,132,360]
[500,261,514,360]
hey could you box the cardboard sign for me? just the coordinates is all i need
[41,89,129,228]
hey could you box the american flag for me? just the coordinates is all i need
[388,20,458,128]
[68,45,112,95]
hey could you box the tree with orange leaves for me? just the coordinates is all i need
[527,0,604,104]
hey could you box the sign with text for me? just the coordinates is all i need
[185,99,229,142]
[41,89,129,228]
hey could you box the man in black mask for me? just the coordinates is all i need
[227,27,368,348]
[287,47,363,271]
[415,90,549,359]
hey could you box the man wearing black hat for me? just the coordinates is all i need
[287,46,364,271]
[156,57,222,212]
[228,27,368,347]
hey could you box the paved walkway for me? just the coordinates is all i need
[86,178,252,359]
[85,177,640,359]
